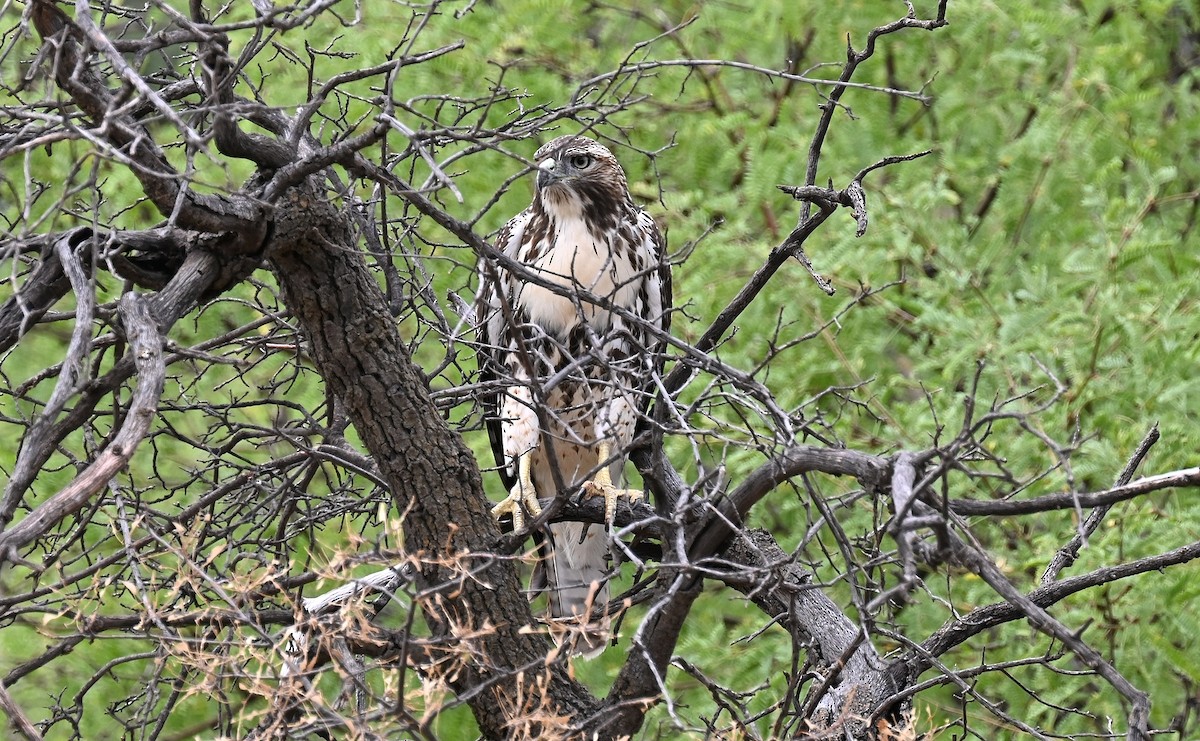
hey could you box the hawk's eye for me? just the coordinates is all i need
[568,153,593,169]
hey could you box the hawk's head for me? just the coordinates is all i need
[532,135,632,226]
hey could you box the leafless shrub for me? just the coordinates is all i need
[0,2,1193,740]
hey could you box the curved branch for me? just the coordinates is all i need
[0,248,221,531]
[690,443,890,560]
[946,465,1200,516]
[658,204,839,400]
[1041,425,1159,582]
[907,506,1152,740]
[0,293,164,566]
[30,0,262,233]
[910,536,1200,671]
[719,529,892,736]
[0,684,42,741]
[0,230,78,353]
[575,58,933,102]
[797,2,948,226]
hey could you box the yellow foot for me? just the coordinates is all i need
[490,489,542,531]
[582,479,644,523]
[491,485,541,532]
[491,452,540,531]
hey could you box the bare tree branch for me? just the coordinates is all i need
[1,2,1191,740]
[0,292,164,563]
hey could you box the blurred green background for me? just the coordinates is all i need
[2,1,1198,737]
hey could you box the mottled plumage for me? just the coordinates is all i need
[476,135,671,654]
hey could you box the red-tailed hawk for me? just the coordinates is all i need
[476,134,671,654]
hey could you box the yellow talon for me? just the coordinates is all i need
[491,451,541,531]
[582,442,643,522]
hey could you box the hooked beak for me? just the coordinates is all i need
[536,157,563,189]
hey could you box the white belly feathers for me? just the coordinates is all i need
[522,215,638,335]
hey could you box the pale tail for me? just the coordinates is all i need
[538,520,610,657]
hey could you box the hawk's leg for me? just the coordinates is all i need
[582,441,643,523]
[490,451,541,531]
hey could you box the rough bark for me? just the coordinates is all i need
[722,529,895,738]
[265,181,598,738]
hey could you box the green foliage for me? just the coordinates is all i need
[2,0,1199,737]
